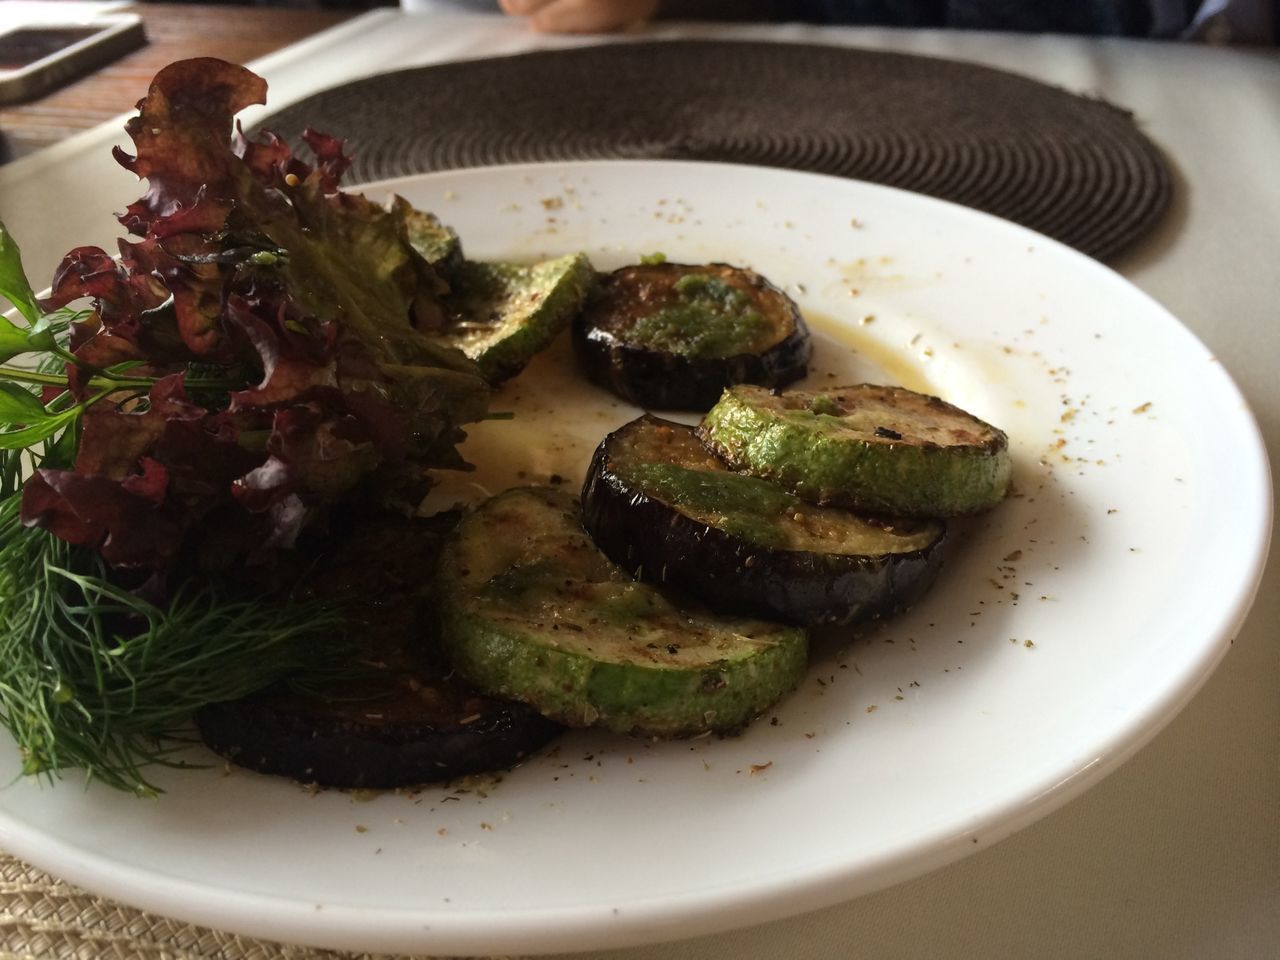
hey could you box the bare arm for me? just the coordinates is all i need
[497,0,783,33]
[498,0,662,33]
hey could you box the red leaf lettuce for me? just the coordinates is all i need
[21,58,489,581]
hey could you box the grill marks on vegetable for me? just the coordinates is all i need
[700,384,1012,517]
[436,487,808,737]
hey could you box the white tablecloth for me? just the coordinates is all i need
[0,13,1275,960]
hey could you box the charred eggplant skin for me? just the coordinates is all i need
[574,262,812,410]
[196,694,559,790]
[581,416,947,627]
[196,518,561,789]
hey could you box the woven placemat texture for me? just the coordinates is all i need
[0,853,506,960]
[256,40,1171,261]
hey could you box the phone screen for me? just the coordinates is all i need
[0,27,100,71]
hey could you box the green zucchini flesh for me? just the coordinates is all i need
[582,416,946,626]
[699,384,1012,517]
[437,487,808,737]
[438,253,596,384]
[574,262,811,410]
[395,198,463,273]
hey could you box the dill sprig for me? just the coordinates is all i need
[0,495,351,796]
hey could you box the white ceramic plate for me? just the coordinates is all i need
[0,162,1269,956]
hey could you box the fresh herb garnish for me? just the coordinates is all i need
[3,57,490,581]
[0,495,347,796]
[0,58,497,792]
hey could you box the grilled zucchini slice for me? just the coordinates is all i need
[582,416,946,626]
[395,198,463,274]
[699,384,1011,517]
[574,262,811,410]
[438,253,596,384]
[437,487,808,737]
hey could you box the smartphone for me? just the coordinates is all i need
[0,15,146,105]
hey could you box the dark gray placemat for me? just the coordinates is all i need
[255,40,1170,262]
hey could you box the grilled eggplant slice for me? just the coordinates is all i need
[582,416,946,626]
[574,262,811,410]
[196,672,559,790]
[700,384,1012,517]
[197,518,561,789]
[437,253,595,384]
[437,487,808,738]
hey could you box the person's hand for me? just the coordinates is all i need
[498,0,662,33]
